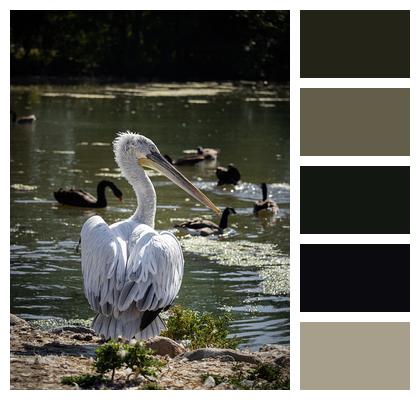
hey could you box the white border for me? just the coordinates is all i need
[3,1,420,399]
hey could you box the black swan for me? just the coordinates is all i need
[54,180,123,208]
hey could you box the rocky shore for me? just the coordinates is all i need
[10,314,289,390]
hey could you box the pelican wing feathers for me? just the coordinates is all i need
[81,216,183,339]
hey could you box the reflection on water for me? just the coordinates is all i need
[10,82,289,350]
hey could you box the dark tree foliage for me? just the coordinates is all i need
[10,10,289,82]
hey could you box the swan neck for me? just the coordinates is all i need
[219,209,230,230]
[96,181,108,207]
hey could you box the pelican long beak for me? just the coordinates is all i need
[139,151,221,215]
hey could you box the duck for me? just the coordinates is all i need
[54,180,123,208]
[253,183,278,215]
[164,146,219,166]
[11,110,36,124]
[216,164,241,185]
[196,146,218,160]
[163,153,205,166]
[175,207,236,236]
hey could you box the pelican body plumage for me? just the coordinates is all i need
[80,132,219,340]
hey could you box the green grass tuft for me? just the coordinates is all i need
[61,374,108,389]
[161,305,241,349]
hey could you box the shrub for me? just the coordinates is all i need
[94,341,124,381]
[123,341,165,377]
[161,305,241,349]
[93,340,165,382]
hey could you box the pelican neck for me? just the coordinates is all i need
[117,154,156,227]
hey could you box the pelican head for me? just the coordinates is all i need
[113,132,220,215]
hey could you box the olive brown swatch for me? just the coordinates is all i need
[300,88,410,156]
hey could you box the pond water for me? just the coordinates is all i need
[10,82,290,350]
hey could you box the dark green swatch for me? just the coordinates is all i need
[300,88,410,156]
[300,10,410,78]
[300,166,410,234]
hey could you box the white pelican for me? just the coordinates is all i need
[80,132,220,340]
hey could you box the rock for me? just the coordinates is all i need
[218,355,235,362]
[274,355,289,368]
[145,336,185,358]
[259,344,289,352]
[214,383,231,390]
[10,314,29,327]
[181,348,261,364]
[50,326,96,335]
[71,334,93,341]
[203,376,216,388]
[240,379,254,388]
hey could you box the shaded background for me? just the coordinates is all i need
[11,10,289,82]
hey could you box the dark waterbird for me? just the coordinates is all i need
[164,146,219,166]
[253,183,278,215]
[163,153,204,166]
[216,164,241,185]
[54,180,123,208]
[175,207,236,236]
[11,110,36,124]
[196,146,219,160]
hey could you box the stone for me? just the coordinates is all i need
[10,314,29,327]
[203,376,216,388]
[240,379,254,388]
[50,326,96,335]
[145,336,185,358]
[218,355,235,362]
[181,348,261,364]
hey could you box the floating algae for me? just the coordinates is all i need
[42,92,116,99]
[180,237,289,296]
[30,317,93,331]
[11,183,38,191]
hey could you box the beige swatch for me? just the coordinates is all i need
[300,88,410,156]
[300,322,410,389]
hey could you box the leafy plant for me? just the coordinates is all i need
[227,362,290,390]
[61,374,108,389]
[123,341,165,377]
[161,305,241,349]
[94,341,124,381]
[93,340,165,382]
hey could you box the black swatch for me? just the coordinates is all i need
[300,10,410,78]
[300,244,410,312]
[300,166,410,234]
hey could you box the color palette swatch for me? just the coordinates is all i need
[300,323,410,389]
[300,166,410,234]
[300,10,410,78]
[300,88,410,156]
[300,244,410,312]
[299,9,410,390]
